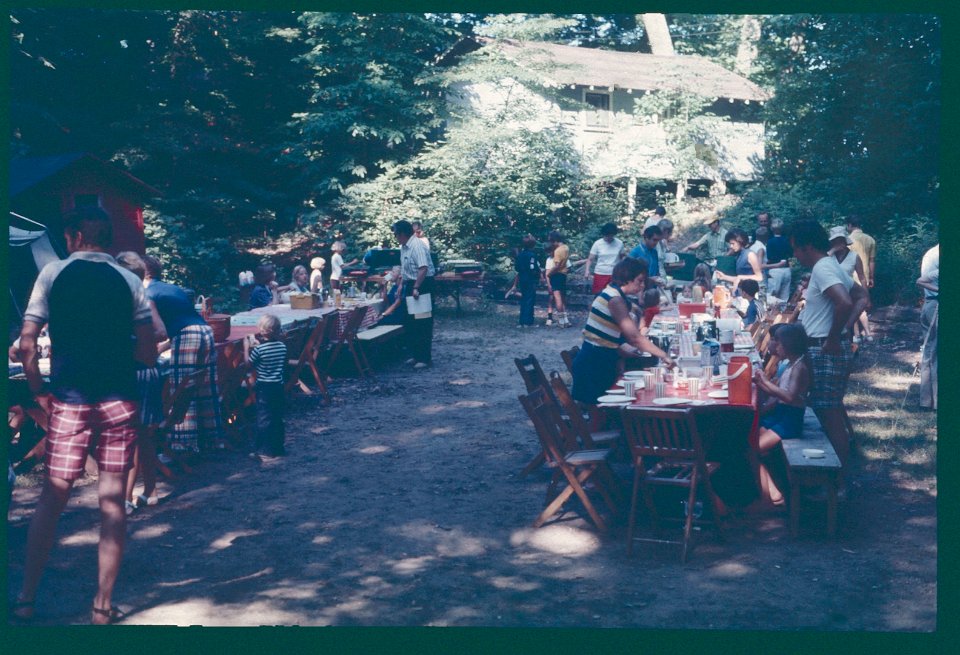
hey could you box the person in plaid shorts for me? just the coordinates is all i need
[790,220,869,467]
[13,207,156,624]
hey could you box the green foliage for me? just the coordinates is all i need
[874,215,938,306]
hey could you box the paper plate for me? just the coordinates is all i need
[604,388,625,395]
[652,397,687,406]
[688,399,716,406]
[622,371,647,378]
[597,395,634,404]
[802,448,826,459]
[707,390,729,399]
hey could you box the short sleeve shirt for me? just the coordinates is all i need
[766,235,792,265]
[920,245,939,300]
[799,256,854,338]
[250,340,287,383]
[628,242,659,278]
[145,280,205,337]
[590,238,624,276]
[551,244,569,274]
[24,251,152,403]
[691,230,728,260]
[848,229,876,284]
[330,253,344,281]
[400,236,435,281]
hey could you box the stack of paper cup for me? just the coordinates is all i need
[688,378,700,398]
[653,367,665,385]
[654,382,667,398]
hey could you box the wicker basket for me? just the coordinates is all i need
[206,314,232,342]
[290,293,321,310]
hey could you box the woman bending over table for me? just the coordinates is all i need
[571,256,676,405]
[751,323,812,508]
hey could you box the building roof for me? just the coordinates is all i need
[448,38,772,103]
[10,152,161,199]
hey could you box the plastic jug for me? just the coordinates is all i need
[726,355,753,405]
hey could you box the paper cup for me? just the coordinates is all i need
[654,382,667,398]
[653,367,665,385]
[641,372,654,390]
[688,378,700,398]
[623,380,637,396]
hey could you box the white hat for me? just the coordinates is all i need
[828,226,853,244]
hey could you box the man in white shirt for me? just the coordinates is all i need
[583,223,624,294]
[791,221,869,466]
[917,244,938,409]
[393,220,436,369]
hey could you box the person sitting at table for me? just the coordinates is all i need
[751,323,812,509]
[376,266,404,326]
[640,287,662,330]
[687,263,713,302]
[115,252,167,513]
[309,257,326,295]
[736,279,763,328]
[143,255,226,459]
[571,257,676,405]
[249,263,279,309]
[277,265,310,303]
[715,228,763,288]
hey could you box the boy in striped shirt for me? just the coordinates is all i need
[245,314,287,459]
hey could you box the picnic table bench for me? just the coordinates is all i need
[781,408,843,537]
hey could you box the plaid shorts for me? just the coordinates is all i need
[45,399,138,482]
[807,340,854,409]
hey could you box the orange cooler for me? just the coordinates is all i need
[727,355,753,405]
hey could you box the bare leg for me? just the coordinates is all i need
[92,470,127,623]
[139,427,159,499]
[754,428,785,506]
[815,407,850,466]
[125,444,140,504]
[17,475,74,612]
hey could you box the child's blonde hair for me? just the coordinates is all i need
[257,314,282,340]
[332,240,347,253]
[310,256,326,270]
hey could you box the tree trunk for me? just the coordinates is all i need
[735,16,762,77]
[641,13,674,56]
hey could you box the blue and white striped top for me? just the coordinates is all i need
[583,285,631,349]
[250,340,287,383]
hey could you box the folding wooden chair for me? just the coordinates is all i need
[284,314,332,400]
[320,306,373,379]
[519,388,622,532]
[549,371,620,450]
[514,354,561,477]
[156,369,205,476]
[560,345,580,377]
[620,406,725,563]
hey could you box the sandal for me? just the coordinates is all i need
[11,599,35,621]
[91,606,126,625]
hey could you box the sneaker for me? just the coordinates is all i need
[413,362,429,370]
[864,335,875,343]
[545,319,553,326]
[136,494,159,508]
[124,500,137,516]
[852,335,862,344]
[404,358,416,366]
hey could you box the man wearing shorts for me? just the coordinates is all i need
[14,207,155,624]
[790,220,868,466]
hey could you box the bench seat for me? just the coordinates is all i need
[356,324,404,343]
[781,408,842,537]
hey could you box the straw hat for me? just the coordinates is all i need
[827,226,853,244]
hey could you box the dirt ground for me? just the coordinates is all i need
[6,299,936,630]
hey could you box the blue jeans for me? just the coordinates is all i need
[518,281,537,325]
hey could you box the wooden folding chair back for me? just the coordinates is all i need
[560,345,580,376]
[321,306,373,378]
[549,371,619,451]
[285,314,332,399]
[620,406,723,562]
[518,388,620,531]
[515,354,550,395]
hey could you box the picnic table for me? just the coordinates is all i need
[433,271,484,316]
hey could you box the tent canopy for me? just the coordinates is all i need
[9,213,64,323]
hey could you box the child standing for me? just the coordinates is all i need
[245,314,288,459]
[512,235,541,327]
[736,278,763,328]
[329,241,358,292]
[309,257,327,295]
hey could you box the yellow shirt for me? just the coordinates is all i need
[848,229,876,285]
[551,244,569,275]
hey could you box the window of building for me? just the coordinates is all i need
[583,90,611,131]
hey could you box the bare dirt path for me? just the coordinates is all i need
[7,302,936,629]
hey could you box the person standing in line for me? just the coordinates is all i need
[752,211,772,245]
[763,218,793,303]
[654,218,675,279]
[245,314,288,459]
[683,215,727,265]
[715,228,763,288]
[393,220,436,369]
[846,214,877,342]
[628,224,664,285]
[790,220,869,466]
[411,221,431,251]
[583,222,624,295]
[13,207,155,624]
[917,244,938,410]
[508,235,541,327]
[547,231,573,327]
[329,241,358,292]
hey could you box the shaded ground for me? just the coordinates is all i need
[6,301,936,629]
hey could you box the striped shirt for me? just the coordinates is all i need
[250,340,287,383]
[583,285,631,349]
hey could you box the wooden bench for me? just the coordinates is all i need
[781,408,842,537]
[355,324,405,365]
